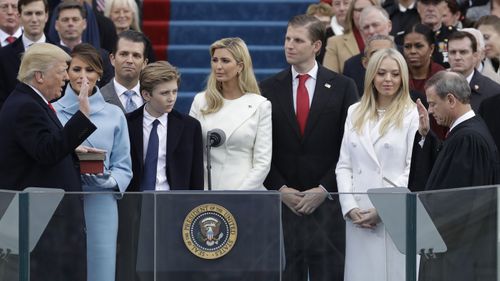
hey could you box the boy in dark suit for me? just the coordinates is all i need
[117,61,203,281]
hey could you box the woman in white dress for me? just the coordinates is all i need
[189,37,272,190]
[336,48,419,281]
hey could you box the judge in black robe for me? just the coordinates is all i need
[408,71,499,281]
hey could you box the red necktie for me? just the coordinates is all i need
[296,74,310,136]
[47,103,56,113]
[6,36,15,44]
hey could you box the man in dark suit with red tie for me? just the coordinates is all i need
[0,43,96,281]
[260,14,358,281]
[117,61,203,281]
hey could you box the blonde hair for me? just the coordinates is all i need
[344,0,380,34]
[18,43,71,83]
[140,61,181,94]
[104,0,141,32]
[202,37,260,114]
[353,48,414,135]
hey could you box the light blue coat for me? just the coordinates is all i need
[53,86,132,281]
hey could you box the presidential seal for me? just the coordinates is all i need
[182,203,238,259]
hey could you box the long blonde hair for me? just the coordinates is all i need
[202,37,260,114]
[353,48,414,135]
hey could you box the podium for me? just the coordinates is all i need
[135,191,282,281]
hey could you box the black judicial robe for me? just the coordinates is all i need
[410,116,500,281]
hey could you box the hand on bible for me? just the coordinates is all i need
[81,172,117,189]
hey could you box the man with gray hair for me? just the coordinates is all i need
[409,70,499,281]
[0,42,96,281]
[343,34,395,93]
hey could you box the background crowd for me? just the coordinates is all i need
[0,0,499,281]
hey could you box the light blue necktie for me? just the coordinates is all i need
[123,90,138,113]
[141,119,160,191]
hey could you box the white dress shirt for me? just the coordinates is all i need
[291,61,318,112]
[143,108,169,191]
[0,27,22,47]
[22,33,46,50]
[114,79,143,109]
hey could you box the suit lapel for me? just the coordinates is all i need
[166,111,183,162]
[213,95,264,141]
[22,84,63,129]
[129,108,144,174]
[358,120,381,167]
[101,82,125,112]
[274,71,301,138]
[305,68,333,137]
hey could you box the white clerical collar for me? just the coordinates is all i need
[449,110,475,132]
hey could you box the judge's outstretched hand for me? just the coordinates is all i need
[79,76,90,117]
[416,98,429,137]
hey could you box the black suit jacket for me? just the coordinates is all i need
[0,82,96,190]
[342,53,365,94]
[0,37,24,108]
[126,106,204,190]
[260,66,359,192]
[0,82,96,281]
[469,70,500,111]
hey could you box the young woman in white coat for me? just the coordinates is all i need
[336,48,419,281]
[189,37,272,190]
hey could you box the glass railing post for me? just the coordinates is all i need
[406,193,416,281]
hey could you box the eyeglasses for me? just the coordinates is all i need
[0,3,17,13]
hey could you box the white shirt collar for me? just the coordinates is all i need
[291,61,319,80]
[143,106,168,127]
[113,78,140,97]
[22,33,46,50]
[60,39,82,49]
[399,1,416,12]
[27,83,49,104]
[449,110,475,132]
[0,27,22,47]
[466,70,474,83]
[330,16,344,36]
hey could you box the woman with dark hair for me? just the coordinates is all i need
[403,23,448,139]
[52,43,132,281]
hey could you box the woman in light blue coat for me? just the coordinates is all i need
[53,44,132,281]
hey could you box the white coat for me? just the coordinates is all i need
[336,102,419,281]
[189,92,272,190]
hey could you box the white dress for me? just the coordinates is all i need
[336,103,419,281]
[189,92,272,190]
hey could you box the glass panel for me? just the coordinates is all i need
[417,186,498,281]
[155,191,282,281]
[335,190,418,281]
[0,189,19,281]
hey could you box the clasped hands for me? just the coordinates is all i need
[281,186,328,216]
[347,208,380,229]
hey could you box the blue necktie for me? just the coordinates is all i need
[141,119,160,191]
[124,90,138,113]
